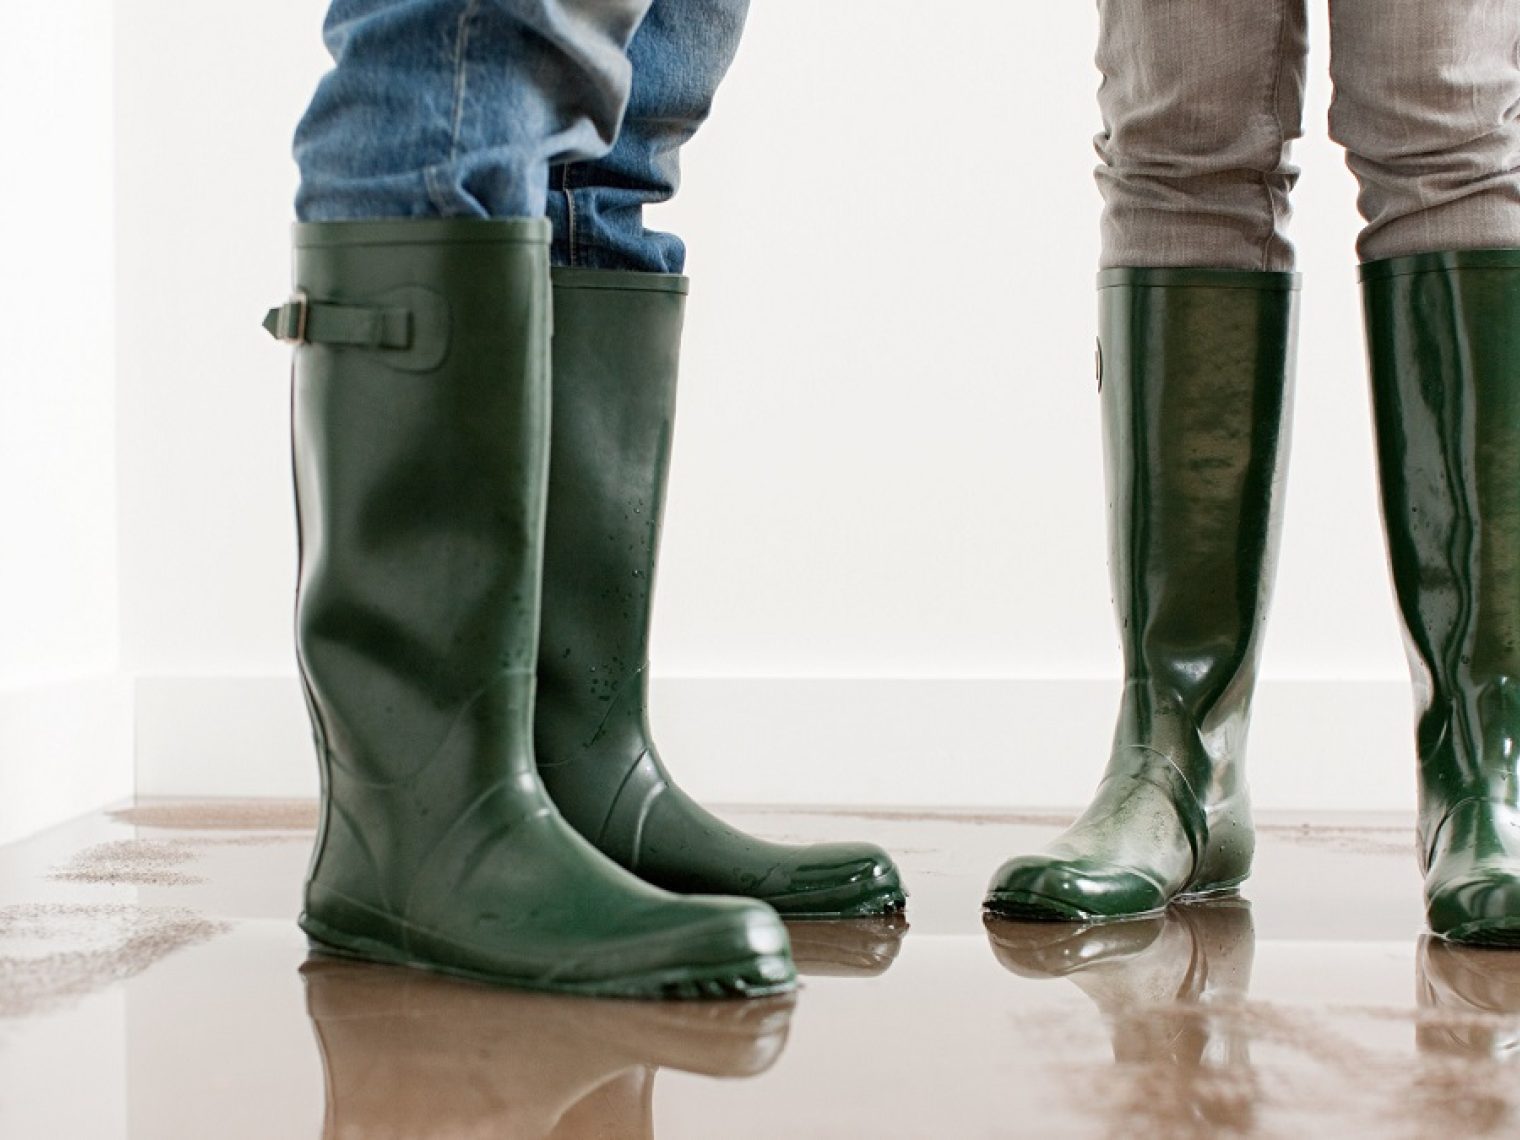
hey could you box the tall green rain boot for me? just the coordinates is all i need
[534,269,906,919]
[985,269,1299,922]
[268,220,794,997]
[1363,250,1520,947]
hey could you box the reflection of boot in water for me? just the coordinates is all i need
[1418,933,1520,1060]
[785,916,909,978]
[1411,935,1520,1132]
[986,902,1258,1136]
[302,957,794,1140]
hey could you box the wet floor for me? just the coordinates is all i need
[2,800,1515,1138]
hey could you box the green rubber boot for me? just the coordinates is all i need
[1363,250,1520,948]
[985,269,1299,922]
[269,220,794,997]
[533,269,906,919]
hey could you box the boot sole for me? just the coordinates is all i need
[1433,917,1520,949]
[981,878,1245,925]
[300,916,797,1001]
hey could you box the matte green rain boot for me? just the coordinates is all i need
[1363,250,1520,947]
[268,220,794,997]
[533,269,906,919]
[985,269,1299,922]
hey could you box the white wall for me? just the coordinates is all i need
[0,0,133,843]
[115,0,327,677]
[110,3,1416,808]
[661,5,1404,684]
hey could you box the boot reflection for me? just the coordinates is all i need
[1418,934,1520,1059]
[301,956,794,1139]
[986,901,1258,1134]
[785,915,909,978]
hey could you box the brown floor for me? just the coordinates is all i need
[2,801,1515,1138]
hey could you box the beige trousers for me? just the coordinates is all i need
[1096,0,1520,269]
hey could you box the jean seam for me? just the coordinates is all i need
[423,166,450,214]
[1261,2,1292,272]
[561,163,581,267]
[565,186,579,267]
[447,0,483,167]
[423,0,483,215]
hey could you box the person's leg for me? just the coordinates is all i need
[1095,0,1308,271]
[1333,1,1520,946]
[531,0,907,919]
[294,0,652,220]
[267,1,797,996]
[545,0,748,271]
[1329,0,1520,262]
[985,1,1307,923]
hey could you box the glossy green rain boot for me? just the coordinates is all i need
[534,269,905,919]
[985,269,1299,922]
[268,220,794,997]
[1363,249,1520,947]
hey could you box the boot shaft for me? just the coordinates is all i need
[1098,269,1299,758]
[287,219,554,893]
[1362,250,1520,819]
[534,270,687,800]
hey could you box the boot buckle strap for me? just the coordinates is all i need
[262,293,413,350]
[267,291,309,344]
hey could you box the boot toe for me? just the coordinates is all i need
[983,856,1170,923]
[760,842,907,919]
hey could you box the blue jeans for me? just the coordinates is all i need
[294,0,749,273]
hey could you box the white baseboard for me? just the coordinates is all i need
[0,674,134,846]
[131,674,1418,812]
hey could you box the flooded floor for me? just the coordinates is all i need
[1,800,1515,1138]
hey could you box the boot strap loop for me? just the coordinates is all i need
[263,292,413,350]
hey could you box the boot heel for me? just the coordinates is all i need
[1185,789,1255,898]
[1176,879,1246,903]
[301,882,415,967]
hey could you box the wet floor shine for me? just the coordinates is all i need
[2,801,1515,1138]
